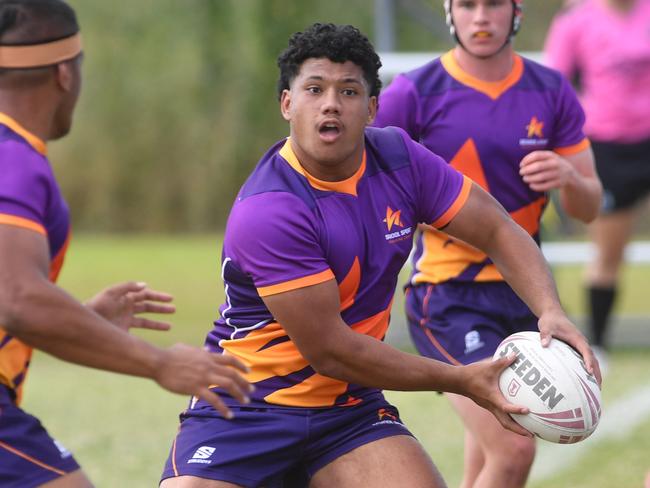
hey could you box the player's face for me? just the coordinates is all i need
[280,58,377,180]
[51,54,83,140]
[452,0,514,58]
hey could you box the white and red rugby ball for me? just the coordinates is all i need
[493,331,602,444]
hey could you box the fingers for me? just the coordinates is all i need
[212,350,251,374]
[133,301,176,315]
[129,317,172,331]
[196,388,235,420]
[498,411,534,437]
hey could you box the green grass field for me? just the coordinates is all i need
[22,234,650,487]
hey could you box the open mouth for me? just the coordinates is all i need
[318,122,341,141]
[474,31,492,38]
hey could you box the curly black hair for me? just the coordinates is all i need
[276,23,382,101]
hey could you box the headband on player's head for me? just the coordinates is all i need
[0,33,82,69]
[444,0,523,42]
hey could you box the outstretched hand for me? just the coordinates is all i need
[460,356,533,437]
[86,281,175,332]
[154,344,254,419]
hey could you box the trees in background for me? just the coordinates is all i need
[57,0,562,232]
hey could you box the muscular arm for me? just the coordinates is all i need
[0,225,251,417]
[520,147,602,223]
[262,275,530,435]
[443,183,600,380]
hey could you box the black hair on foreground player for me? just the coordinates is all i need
[0,0,78,44]
[276,22,382,100]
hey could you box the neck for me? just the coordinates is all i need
[0,92,54,141]
[453,44,514,82]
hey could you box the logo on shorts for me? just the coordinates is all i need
[372,408,404,428]
[520,116,548,148]
[463,330,485,354]
[383,206,412,243]
[188,446,216,465]
[53,439,72,459]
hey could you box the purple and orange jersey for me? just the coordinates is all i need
[0,113,70,404]
[202,127,470,409]
[374,52,589,285]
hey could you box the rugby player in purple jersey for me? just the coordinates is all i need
[161,21,599,488]
[374,1,603,486]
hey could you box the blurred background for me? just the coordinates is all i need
[23,1,650,487]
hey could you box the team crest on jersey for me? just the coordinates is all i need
[383,206,411,243]
[520,116,549,148]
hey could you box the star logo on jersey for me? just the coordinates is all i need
[526,116,544,138]
[520,116,549,149]
[383,206,403,231]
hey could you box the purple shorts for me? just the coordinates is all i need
[406,281,538,365]
[161,393,412,487]
[0,386,80,488]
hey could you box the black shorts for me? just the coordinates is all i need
[591,138,650,213]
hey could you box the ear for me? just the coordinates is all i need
[54,61,74,93]
[366,96,378,125]
[280,89,292,122]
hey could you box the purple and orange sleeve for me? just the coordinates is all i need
[224,192,333,297]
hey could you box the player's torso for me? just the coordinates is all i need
[408,57,552,283]
[0,121,71,403]
[209,133,420,407]
[572,1,650,139]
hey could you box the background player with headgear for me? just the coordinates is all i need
[160,20,599,488]
[373,1,602,486]
[0,1,252,486]
[545,0,650,368]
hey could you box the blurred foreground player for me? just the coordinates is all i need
[161,22,599,488]
[0,1,251,486]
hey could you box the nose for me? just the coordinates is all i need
[321,87,341,115]
[473,4,489,24]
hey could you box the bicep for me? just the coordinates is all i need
[0,225,50,280]
[442,183,512,251]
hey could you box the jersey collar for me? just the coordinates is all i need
[0,112,47,155]
[441,50,523,100]
[279,138,365,197]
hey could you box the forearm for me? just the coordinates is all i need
[2,278,162,379]
[484,219,562,317]
[559,173,602,223]
[315,329,465,393]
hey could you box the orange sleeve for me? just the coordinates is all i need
[430,175,472,229]
[257,269,335,297]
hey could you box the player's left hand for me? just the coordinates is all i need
[537,308,602,385]
[519,150,576,192]
[86,281,175,332]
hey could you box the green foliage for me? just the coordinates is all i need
[53,1,568,232]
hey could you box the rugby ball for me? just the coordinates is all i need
[493,331,601,444]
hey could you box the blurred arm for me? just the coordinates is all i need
[0,225,251,416]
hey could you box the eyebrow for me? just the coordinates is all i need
[304,75,363,84]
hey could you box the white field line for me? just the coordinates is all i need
[531,383,650,482]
